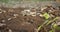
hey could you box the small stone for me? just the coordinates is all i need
[0,23,6,26]
[24,9,30,12]
[3,11,6,13]
[9,29,12,32]
[2,20,5,23]
[30,12,36,15]
[30,12,36,16]
[36,13,40,15]
[0,12,2,13]
[31,14,36,16]
[13,14,18,17]
[41,7,47,11]
[8,18,12,21]
[39,14,43,17]
[49,10,52,12]
[21,10,31,16]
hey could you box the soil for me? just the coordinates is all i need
[0,6,60,32]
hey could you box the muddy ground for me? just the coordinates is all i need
[0,6,60,32]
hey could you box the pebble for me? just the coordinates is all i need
[24,9,30,12]
[31,14,36,17]
[8,18,12,21]
[41,7,47,11]
[0,23,6,26]
[39,14,43,17]
[30,12,36,15]
[30,12,36,16]
[0,11,2,14]
[3,11,6,13]
[2,20,5,23]
[0,9,6,13]
[49,10,52,12]
[13,14,18,17]
[9,29,12,32]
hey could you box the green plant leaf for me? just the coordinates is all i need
[49,30,54,32]
[53,23,58,29]
[38,26,42,31]
[52,23,60,30]
[46,17,59,25]
[43,13,50,19]
[37,20,49,31]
